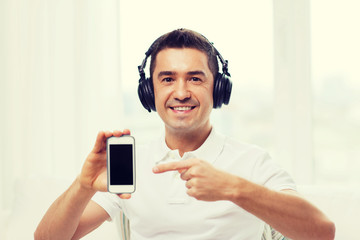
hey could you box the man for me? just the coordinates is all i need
[35,29,335,240]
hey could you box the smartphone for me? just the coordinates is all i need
[106,135,136,193]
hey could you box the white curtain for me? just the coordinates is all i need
[0,0,122,219]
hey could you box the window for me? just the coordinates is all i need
[311,0,360,185]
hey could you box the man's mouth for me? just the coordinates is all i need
[170,106,196,111]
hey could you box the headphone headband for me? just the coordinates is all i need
[138,37,160,77]
[138,41,230,81]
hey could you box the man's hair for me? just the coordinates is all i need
[149,28,219,80]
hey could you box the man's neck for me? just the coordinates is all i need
[164,125,212,157]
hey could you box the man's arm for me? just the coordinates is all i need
[229,179,335,240]
[34,178,107,240]
[153,158,335,240]
[34,130,131,240]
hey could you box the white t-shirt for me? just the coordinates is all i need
[92,129,296,240]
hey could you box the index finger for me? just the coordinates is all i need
[153,160,193,174]
[113,129,131,137]
[92,129,131,153]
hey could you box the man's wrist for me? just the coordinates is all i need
[75,176,97,197]
[228,177,256,204]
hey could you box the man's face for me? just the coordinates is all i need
[152,48,214,135]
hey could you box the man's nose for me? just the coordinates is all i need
[173,80,191,100]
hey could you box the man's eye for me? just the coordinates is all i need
[162,77,173,82]
[190,77,201,82]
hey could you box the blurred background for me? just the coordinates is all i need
[1,0,359,238]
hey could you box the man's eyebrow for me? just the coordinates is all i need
[187,70,206,76]
[157,70,206,78]
[157,71,176,78]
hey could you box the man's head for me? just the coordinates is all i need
[137,29,232,113]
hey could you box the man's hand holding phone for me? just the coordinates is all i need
[79,129,132,199]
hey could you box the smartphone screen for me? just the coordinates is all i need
[107,135,135,193]
[109,144,133,185]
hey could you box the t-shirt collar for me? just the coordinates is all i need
[154,128,226,165]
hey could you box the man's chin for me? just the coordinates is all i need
[166,123,194,134]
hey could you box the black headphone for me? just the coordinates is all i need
[137,37,232,112]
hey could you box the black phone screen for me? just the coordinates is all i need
[109,144,133,185]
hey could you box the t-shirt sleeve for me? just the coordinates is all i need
[251,152,297,192]
[91,191,123,221]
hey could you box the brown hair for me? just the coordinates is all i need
[149,28,219,80]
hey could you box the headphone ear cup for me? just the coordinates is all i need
[213,73,222,109]
[213,73,232,108]
[222,74,232,105]
[138,77,156,112]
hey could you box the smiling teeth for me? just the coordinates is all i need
[173,106,192,111]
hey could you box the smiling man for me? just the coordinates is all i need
[35,29,335,240]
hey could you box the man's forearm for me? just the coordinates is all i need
[34,177,96,240]
[229,177,335,240]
